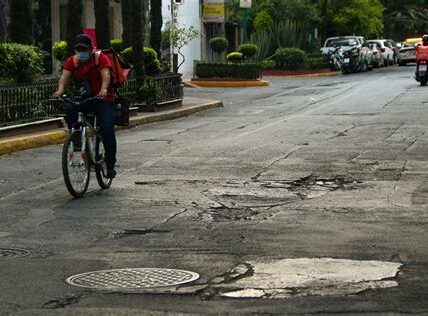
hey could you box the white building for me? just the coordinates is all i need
[162,1,202,77]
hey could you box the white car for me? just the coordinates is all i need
[367,39,395,65]
[320,36,367,56]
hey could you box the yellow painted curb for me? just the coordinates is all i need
[0,130,67,156]
[191,80,270,88]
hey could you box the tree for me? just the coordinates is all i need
[94,0,111,49]
[331,0,385,37]
[66,0,83,45]
[382,0,428,39]
[150,0,163,59]
[8,0,33,44]
[169,24,200,71]
[131,0,145,81]
[121,0,133,48]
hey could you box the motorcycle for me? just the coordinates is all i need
[416,60,428,86]
[341,47,361,74]
[327,47,343,71]
[415,45,428,86]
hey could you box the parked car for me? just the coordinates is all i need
[321,36,366,55]
[398,37,421,66]
[321,36,371,73]
[367,42,385,68]
[367,39,395,66]
[386,39,400,64]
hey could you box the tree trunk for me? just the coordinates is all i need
[66,0,83,45]
[121,0,132,49]
[131,0,145,82]
[8,0,33,44]
[94,0,111,49]
[150,0,162,59]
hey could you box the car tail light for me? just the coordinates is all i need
[421,60,427,64]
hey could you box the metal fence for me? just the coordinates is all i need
[0,73,183,126]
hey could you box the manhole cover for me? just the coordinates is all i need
[0,247,30,259]
[66,268,200,291]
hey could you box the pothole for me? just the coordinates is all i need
[201,206,260,222]
[66,268,200,293]
[204,176,358,209]
[261,175,358,199]
[0,247,30,259]
[215,258,401,299]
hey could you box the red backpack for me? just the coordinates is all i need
[73,48,131,88]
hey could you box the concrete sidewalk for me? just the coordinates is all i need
[0,97,223,156]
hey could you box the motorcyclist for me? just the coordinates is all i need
[415,35,428,61]
[52,34,117,178]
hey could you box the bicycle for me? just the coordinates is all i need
[54,95,113,198]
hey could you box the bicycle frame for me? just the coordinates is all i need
[73,112,105,166]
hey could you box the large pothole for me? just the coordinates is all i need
[214,258,401,299]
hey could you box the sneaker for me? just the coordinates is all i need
[106,169,116,179]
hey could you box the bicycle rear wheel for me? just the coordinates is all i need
[62,132,90,198]
[95,136,112,189]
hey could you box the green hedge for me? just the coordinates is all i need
[195,63,262,79]
[0,43,44,83]
[121,47,161,75]
[226,52,243,63]
[275,47,306,70]
[237,44,258,59]
[305,53,328,69]
[209,37,228,54]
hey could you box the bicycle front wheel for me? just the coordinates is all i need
[95,136,112,189]
[62,132,90,198]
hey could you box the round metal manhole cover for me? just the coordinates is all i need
[0,247,30,259]
[66,268,200,291]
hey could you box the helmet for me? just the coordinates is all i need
[423,34,428,45]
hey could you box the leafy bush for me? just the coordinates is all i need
[254,10,274,33]
[227,52,243,63]
[261,59,276,70]
[110,39,124,53]
[209,37,228,54]
[238,44,258,60]
[121,47,161,75]
[52,40,72,62]
[195,63,261,80]
[274,47,306,70]
[0,43,44,83]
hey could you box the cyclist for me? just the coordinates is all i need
[52,34,117,178]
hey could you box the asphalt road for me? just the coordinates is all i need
[1,65,428,314]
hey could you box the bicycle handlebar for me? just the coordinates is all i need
[49,95,102,105]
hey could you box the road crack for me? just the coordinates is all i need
[252,148,299,181]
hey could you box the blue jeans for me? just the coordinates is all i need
[65,99,117,170]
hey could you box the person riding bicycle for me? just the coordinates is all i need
[52,34,117,178]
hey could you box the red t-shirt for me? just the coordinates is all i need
[63,53,115,102]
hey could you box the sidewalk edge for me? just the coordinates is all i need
[0,100,223,156]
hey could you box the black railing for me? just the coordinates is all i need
[0,73,183,126]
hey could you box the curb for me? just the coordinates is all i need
[286,72,341,78]
[189,80,270,88]
[0,130,67,156]
[0,100,223,156]
[263,72,341,78]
